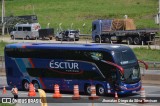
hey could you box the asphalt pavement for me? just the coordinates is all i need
[0,76,160,106]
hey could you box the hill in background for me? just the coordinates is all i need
[2,0,159,34]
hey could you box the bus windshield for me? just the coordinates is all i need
[113,49,137,65]
[112,49,140,84]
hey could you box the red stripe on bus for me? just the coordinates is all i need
[28,58,35,68]
[39,77,46,89]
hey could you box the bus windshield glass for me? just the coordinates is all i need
[113,49,137,66]
[112,49,140,84]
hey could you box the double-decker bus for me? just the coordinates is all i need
[5,43,148,95]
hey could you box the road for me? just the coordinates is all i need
[0,76,160,106]
[1,36,160,50]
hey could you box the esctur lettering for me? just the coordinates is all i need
[50,60,79,70]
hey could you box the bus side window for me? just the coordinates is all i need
[103,52,113,62]
[90,52,103,61]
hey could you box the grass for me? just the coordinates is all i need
[0,103,15,106]
[2,0,159,34]
[133,47,160,62]
[0,41,10,55]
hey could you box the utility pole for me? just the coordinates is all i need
[159,0,160,15]
[1,0,5,36]
[159,0,160,32]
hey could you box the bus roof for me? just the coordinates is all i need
[5,43,131,52]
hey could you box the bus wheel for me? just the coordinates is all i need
[84,85,91,95]
[22,80,29,91]
[96,85,105,96]
[32,81,40,91]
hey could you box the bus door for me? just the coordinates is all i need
[63,79,75,91]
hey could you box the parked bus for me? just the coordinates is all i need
[5,43,148,95]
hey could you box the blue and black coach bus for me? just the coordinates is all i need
[4,43,148,95]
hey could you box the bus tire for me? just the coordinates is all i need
[32,81,40,91]
[96,85,105,96]
[84,84,91,95]
[11,35,14,40]
[22,80,30,91]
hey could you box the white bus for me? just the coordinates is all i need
[10,23,41,40]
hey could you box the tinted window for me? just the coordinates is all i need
[5,48,103,60]
[18,27,22,31]
[6,48,115,80]
[113,49,137,65]
[23,27,31,31]
[92,24,96,31]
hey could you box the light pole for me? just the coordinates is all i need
[1,0,5,36]
[159,0,160,15]
[159,0,160,32]
[59,23,62,31]
[71,23,73,29]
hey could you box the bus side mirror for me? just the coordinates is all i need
[138,60,148,70]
